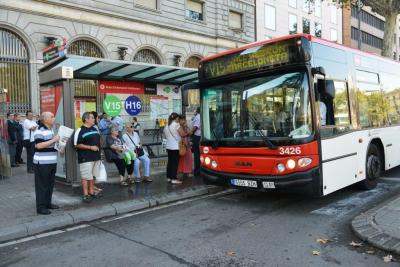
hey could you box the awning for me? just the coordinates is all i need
[40,55,198,85]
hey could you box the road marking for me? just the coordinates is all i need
[0,224,90,249]
[311,183,397,216]
[0,190,235,248]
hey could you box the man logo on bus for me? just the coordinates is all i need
[235,161,252,167]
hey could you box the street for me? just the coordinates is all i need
[1,168,400,267]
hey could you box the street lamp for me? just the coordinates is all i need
[352,0,364,50]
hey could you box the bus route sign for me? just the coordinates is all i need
[202,41,290,80]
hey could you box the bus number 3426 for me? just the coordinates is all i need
[279,147,301,155]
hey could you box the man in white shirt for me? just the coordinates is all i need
[23,111,38,173]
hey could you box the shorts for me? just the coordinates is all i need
[79,161,101,180]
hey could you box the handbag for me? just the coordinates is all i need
[168,125,186,156]
[126,133,145,157]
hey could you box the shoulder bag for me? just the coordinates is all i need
[126,133,145,157]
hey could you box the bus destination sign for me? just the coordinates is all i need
[202,41,290,80]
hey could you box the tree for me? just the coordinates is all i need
[309,0,400,58]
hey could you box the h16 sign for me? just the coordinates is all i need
[124,95,142,116]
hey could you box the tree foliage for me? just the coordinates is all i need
[308,0,400,58]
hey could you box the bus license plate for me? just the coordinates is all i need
[262,181,276,189]
[231,179,257,188]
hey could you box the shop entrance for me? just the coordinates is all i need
[39,55,198,185]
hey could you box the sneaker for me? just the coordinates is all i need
[82,195,93,203]
[167,178,171,183]
[135,177,142,183]
[171,179,183,184]
[143,176,153,182]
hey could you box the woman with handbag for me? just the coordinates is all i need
[106,126,134,186]
[177,115,193,179]
[164,113,188,184]
[122,123,152,183]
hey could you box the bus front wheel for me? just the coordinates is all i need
[358,144,382,190]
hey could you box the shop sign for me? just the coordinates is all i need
[98,80,144,94]
[43,38,67,63]
[144,83,157,95]
[124,95,142,116]
[103,95,122,116]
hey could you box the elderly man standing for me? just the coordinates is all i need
[33,112,60,215]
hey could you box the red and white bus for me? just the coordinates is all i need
[197,34,400,196]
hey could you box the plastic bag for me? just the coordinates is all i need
[96,162,107,182]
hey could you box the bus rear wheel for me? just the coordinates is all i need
[358,144,382,190]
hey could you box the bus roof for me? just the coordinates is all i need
[201,34,399,65]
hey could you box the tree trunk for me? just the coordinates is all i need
[382,12,397,58]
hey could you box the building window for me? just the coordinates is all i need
[351,7,385,31]
[302,18,310,34]
[186,0,203,21]
[289,0,297,8]
[351,27,383,49]
[229,11,243,30]
[289,14,297,35]
[265,5,276,30]
[330,5,338,24]
[69,39,104,58]
[184,56,202,68]
[0,28,30,113]
[314,0,321,17]
[330,29,338,42]
[303,0,311,13]
[135,0,157,10]
[315,22,322,37]
[134,49,161,64]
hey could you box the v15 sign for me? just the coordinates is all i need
[125,95,142,116]
[103,95,122,116]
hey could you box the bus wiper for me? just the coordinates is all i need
[211,129,219,149]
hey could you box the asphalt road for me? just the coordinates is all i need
[1,168,400,267]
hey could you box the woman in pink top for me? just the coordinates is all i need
[177,115,193,179]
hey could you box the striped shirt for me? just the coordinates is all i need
[33,125,57,165]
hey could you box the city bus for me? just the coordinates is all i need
[196,34,400,196]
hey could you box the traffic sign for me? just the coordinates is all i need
[124,95,142,116]
[103,95,122,116]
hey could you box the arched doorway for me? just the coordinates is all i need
[133,49,161,64]
[69,39,105,114]
[0,28,30,113]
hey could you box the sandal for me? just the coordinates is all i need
[94,186,103,193]
[120,180,129,186]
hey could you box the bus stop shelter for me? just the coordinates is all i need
[38,55,198,185]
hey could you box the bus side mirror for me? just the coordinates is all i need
[317,79,326,94]
[312,66,326,76]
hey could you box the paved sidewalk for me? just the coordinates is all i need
[0,162,226,244]
[352,194,400,255]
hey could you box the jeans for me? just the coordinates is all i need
[15,140,23,163]
[8,142,16,165]
[134,154,151,178]
[192,135,201,175]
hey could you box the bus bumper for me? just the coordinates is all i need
[201,167,322,196]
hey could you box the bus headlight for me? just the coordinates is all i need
[203,147,209,154]
[277,163,285,173]
[298,157,312,167]
[205,157,211,165]
[286,159,296,169]
[211,160,218,169]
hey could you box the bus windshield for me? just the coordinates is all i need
[202,71,313,145]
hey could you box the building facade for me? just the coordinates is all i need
[0,0,255,115]
[342,5,400,59]
[256,0,343,43]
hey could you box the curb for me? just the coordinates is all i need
[0,185,233,244]
[351,195,400,255]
